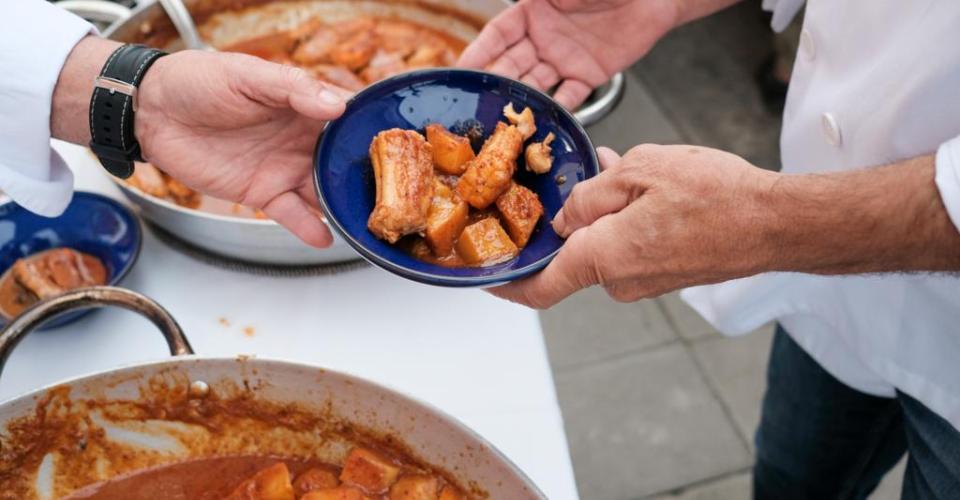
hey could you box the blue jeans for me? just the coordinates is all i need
[754,326,960,499]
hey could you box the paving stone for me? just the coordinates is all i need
[658,292,718,340]
[651,473,751,500]
[691,324,775,443]
[540,287,677,370]
[556,344,751,499]
[586,70,684,153]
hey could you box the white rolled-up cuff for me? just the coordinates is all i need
[935,135,960,233]
[0,0,92,216]
[761,0,805,32]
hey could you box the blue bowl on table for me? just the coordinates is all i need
[314,69,600,287]
[0,192,142,329]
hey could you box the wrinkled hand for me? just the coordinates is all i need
[458,0,678,108]
[135,50,349,247]
[491,145,781,308]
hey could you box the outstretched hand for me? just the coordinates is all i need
[458,0,678,108]
[135,50,350,247]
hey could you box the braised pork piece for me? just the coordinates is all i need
[369,104,553,268]
[123,15,465,219]
[0,248,108,318]
[64,447,466,500]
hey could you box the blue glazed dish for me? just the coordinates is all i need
[0,192,142,329]
[314,69,600,287]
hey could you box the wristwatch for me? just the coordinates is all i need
[88,44,167,179]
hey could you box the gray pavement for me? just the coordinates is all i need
[546,2,906,498]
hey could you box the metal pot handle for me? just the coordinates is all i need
[573,72,625,127]
[56,0,132,26]
[0,287,194,379]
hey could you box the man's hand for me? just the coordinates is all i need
[52,37,348,247]
[491,145,781,308]
[458,0,679,108]
[135,50,347,248]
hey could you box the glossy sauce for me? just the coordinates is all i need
[0,248,107,318]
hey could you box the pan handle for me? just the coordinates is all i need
[0,286,194,379]
[56,0,132,26]
[573,72,625,127]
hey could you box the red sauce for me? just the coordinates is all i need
[0,248,107,318]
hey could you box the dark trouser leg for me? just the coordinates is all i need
[899,392,960,499]
[753,326,907,499]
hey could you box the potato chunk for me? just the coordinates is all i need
[367,129,435,243]
[439,486,464,500]
[456,122,523,209]
[340,448,401,494]
[503,103,536,140]
[425,124,475,175]
[525,132,555,174]
[495,182,543,248]
[425,181,470,256]
[456,218,519,266]
[301,486,373,500]
[389,475,440,500]
[225,462,295,500]
[294,467,340,495]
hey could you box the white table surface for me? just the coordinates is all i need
[0,141,579,499]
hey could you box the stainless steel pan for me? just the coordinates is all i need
[0,287,546,499]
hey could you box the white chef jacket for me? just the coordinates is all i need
[0,0,91,216]
[685,0,960,430]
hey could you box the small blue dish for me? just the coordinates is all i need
[314,69,600,287]
[0,192,142,329]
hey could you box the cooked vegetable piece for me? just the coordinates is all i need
[455,218,519,266]
[301,486,373,500]
[224,462,295,500]
[525,132,556,174]
[495,182,544,248]
[294,467,341,495]
[502,103,536,140]
[438,486,464,500]
[456,122,523,209]
[425,124,475,175]
[368,129,435,243]
[340,448,402,494]
[425,180,470,256]
[389,475,440,500]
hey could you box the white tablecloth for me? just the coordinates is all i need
[0,141,579,499]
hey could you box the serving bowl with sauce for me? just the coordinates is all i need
[314,69,600,287]
[0,192,141,329]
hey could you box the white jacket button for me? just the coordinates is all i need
[822,112,842,147]
[801,29,816,61]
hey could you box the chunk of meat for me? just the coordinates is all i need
[438,486,464,500]
[12,248,107,300]
[301,486,373,500]
[525,132,556,174]
[127,162,168,198]
[455,218,519,266]
[340,448,402,494]
[330,30,377,70]
[425,180,470,256]
[310,64,366,91]
[425,124,475,175]
[389,475,440,500]
[495,182,544,248]
[292,28,340,65]
[373,20,421,56]
[294,467,340,496]
[224,462,295,500]
[367,129,435,243]
[360,50,407,83]
[502,103,536,140]
[456,122,523,209]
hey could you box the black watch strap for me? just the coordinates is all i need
[89,44,167,179]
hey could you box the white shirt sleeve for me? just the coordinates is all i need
[0,0,93,217]
[935,135,960,233]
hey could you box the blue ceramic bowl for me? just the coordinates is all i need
[315,69,600,287]
[0,192,142,329]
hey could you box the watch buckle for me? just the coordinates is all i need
[94,76,139,111]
